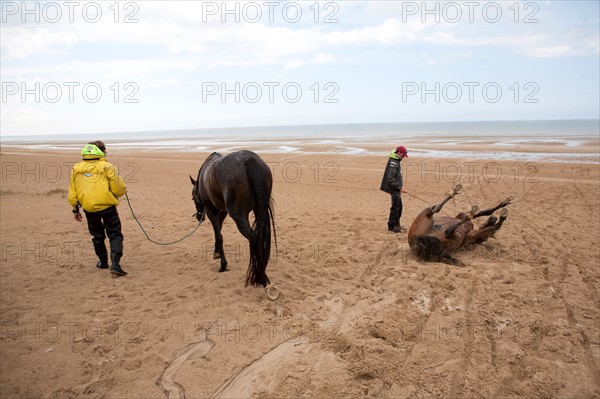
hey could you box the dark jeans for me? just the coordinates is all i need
[84,206,124,261]
[388,191,403,228]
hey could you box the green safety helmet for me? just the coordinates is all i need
[81,144,105,158]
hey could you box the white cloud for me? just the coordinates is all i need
[313,53,335,64]
[1,59,196,85]
[283,58,305,70]
[147,78,180,88]
[1,26,77,59]
[422,29,599,59]
[2,2,597,75]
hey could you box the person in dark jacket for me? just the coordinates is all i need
[380,146,408,233]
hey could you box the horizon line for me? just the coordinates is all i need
[2,118,599,139]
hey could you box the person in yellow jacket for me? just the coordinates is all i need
[68,141,128,276]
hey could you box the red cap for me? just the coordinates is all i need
[396,146,408,157]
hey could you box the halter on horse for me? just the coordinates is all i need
[408,184,513,265]
[190,151,277,289]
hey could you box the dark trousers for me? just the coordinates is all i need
[388,191,403,228]
[84,206,124,261]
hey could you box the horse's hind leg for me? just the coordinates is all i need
[231,215,253,241]
[230,211,271,287]
[480,215,498,229]
[444,205,479,238]
[490,208,509,236]
[466,208,509,245]
[449,196,512,240]
[471,196,514,219]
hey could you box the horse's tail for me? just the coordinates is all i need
[245,158,276,287]
[413,236,463,266]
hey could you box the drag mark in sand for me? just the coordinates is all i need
[210,337,311,398]
[205,243,401,397]
[157,331,215,399]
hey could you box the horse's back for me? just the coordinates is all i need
[200,150,272,212]
[228,150,272,186]
[233,150,270,172]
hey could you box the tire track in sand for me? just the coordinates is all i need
[448,276,478,398]
[558,252,600,390]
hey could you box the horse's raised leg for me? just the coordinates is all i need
[471,196,514,219]
[444,205,479,238]
[431,184,463,215]
[465,208,510,245]
[495,208,509,229]
[445,196,513,239]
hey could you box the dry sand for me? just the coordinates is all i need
[1,143,599,398]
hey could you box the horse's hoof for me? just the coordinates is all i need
[504,196,515,204]
[218,266,228,273]
[470,205,479,216]
[213,252,221,260]
[265,284,280,301]
[500,208,509,218]
[453,184,463,195]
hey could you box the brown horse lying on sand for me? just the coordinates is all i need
[408,185,513,265]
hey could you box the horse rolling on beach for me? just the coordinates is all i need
[190,151,277,293]
[408,185,513,265]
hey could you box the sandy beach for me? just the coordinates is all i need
[1,141,599,398]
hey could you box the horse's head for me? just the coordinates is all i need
[189,175,206,223]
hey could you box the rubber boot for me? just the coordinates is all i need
[110,253,127,277]
[96,254,109,269]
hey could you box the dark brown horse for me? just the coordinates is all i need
[408,185,513,265]
[190,151,276,288]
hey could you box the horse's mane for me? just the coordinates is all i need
[413,236,462,265]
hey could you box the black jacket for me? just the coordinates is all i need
[380,156,402,193]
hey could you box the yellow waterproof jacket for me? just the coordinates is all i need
[68,156,127,212]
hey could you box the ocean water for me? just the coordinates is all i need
[2,120,599,163]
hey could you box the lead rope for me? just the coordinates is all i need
[124,192,202,245]
[403,190,453,217]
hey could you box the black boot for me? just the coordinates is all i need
[96,254,109,269]
[388,223,402,233]
[110,253,127,277]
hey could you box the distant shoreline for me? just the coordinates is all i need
[2,119,599,142]
[3,120,598,164]
[2,133,598,164]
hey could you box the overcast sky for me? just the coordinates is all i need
[1,1,599,136]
